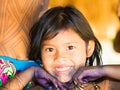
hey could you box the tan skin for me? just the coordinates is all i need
[0,28,95,90]
[73,65,120,84]
[0,67,64,90]
[72,2,120,90]
[1,2,119,90]
[41,28,95,83]
[0,67,35,90]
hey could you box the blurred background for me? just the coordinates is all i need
[49,0,120,65]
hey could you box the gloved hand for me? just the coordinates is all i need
[72,66,104,84]
[34,67,65,90]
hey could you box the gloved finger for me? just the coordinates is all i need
[62,80,73,90]
[48,76,65,90]
[45,84,53,90]
[37,79,52,88]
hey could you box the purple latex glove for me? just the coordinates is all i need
[34,67,65,90]
[72,66,105,84]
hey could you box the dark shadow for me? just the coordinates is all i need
[113,29,120,53]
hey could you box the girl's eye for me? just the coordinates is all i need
[46,48,54,52]
[67,45,75,50]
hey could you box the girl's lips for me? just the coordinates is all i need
[55,66,72,75]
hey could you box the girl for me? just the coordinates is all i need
[29,5,103,89]
[72,2,120,90]
[1,5,109,90]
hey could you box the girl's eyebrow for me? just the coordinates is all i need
[64,42,79,44]
[45,42,78,45]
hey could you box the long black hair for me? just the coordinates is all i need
[29,6,102,66]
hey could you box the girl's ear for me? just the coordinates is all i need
[86,40,95,57]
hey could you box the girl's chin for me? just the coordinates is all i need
[57,76,72,83]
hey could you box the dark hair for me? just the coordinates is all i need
[113,30,120,53]
[29,6,102,66]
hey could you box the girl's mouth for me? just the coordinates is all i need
[55,66,72,75]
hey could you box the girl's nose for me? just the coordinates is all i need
[54,49,67,61]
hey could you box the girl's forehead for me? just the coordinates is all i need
[42,28,84,44]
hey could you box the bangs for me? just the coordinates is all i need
[41,6,75,40]
[43,20,73,40]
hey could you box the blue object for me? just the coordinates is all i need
[0,56,39,71]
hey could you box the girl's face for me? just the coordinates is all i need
[41,28,94,83]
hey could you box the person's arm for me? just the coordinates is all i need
[0,67,35,90]
[0,66,64,90]
[102,65,120,80]
[72,65,120,84]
